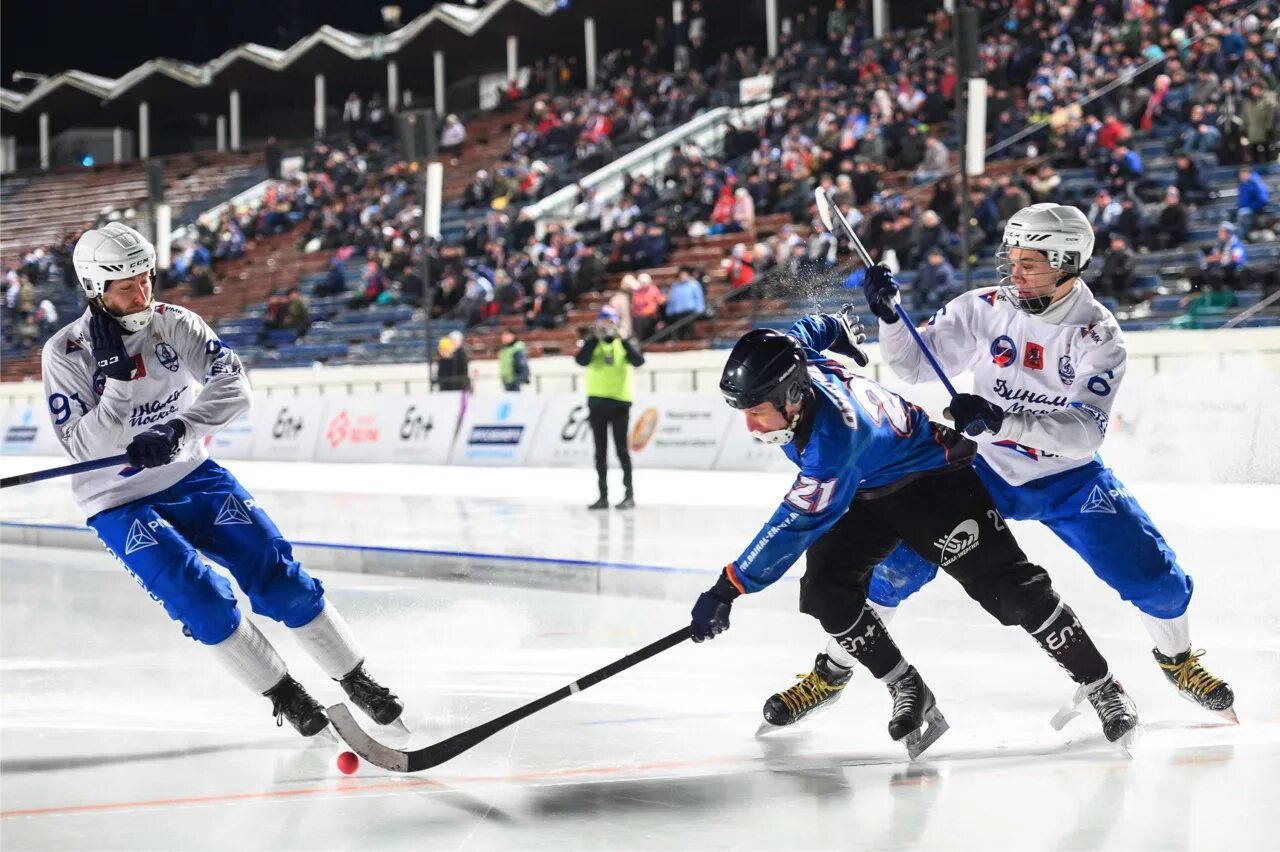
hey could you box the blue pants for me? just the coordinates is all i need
[88,459,325,645]
[869,457,1192,619]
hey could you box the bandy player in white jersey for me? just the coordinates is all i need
[41,222,404,737]
[860,203,1236,722]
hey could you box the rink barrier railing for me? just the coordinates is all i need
[0,519,763,602]
[3,365,1278,483]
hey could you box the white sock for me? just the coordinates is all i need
[825,636,857,669]
[869,601,898,625]
[210,616,288,694]
[878,658,910,684]
[291,602,364,680]
[1138,611,1192,658]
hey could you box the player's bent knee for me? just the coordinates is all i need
[970,565,1059,629]
[870,550,938,606]
[799,583,867,635]
[245,539,325,627]
[170,561,240,644]
[1127,570,1193,619]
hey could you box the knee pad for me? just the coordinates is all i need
[169,556,240,644]
[244,539,325,628]
[969,564,1059,629]
[869,546,938,607]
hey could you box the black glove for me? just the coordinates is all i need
[861,264,900,324]
[827,303,870,367]
[944,393,1006,437]
[690,570,742,643]
[89,304,133,382]
[126,420,187,468]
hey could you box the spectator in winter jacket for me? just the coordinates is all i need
[629,273,665,341]
[1096,235,1137,302]
[1237,167,1271,237]
[915,248,959,309]
[664,267,705,340]
[1175,153,1211,206]
[1144,187,1190,250]
[1198,223,1248,292]
[435,331,472,392]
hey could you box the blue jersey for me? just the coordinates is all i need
[728,316,970,594]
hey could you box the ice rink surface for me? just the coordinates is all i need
[2,459,1278,850]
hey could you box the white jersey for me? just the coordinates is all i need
[878,281,1125,486]
[41,303,250,516]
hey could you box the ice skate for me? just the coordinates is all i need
[1154,648,1237,723]
[264,675,329,738]
[340,664,407,732]
[1050,675,1140,755]
[885,665,948,759]
[757,653,851,735]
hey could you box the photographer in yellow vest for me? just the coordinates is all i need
[573,306,645,509]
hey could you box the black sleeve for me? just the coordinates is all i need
[622,337,645,367]
[574,337,599,366]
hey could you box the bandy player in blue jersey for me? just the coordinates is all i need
[687,313,1139,757]
[41,223,403,738]
[862,203,1234,722]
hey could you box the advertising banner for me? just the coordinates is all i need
[448,393,545,466]
[2,402,64,456]
[627,394,731,469]
[525,395,595,467]
[207,410,254,460]
[314,395,459,464]
[249,398,325,462]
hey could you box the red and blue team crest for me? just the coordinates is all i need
[979,290,999,306]
[990,335,1017,367]
[65,337,84,354]
[1023,341,1044,370]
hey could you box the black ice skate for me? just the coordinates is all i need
[757,653,852,735]
[1154,648,1237,723]
[1050,675,1140,754]
[264,675,329,737]
[886,665,949,760]
[615,494,635,510]
[340,664,406,730]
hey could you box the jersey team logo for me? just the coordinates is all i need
[124,518,158,554]
[154,342,180,370]
[215,494,253,525]
[155,342,180,372]
[934,518,980,566]
[1058,355,1075,385]
[990,335,1017,368]
[1080,484,1117,515]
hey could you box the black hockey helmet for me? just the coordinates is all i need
[720,329,811,413]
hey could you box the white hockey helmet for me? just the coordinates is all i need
[73,223,157,332]
[998,203,1094,314]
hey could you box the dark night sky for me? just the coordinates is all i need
[1,0,450,85]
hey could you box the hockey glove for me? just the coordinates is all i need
[89,304,133,382]
[944,393,1005,437]
[862,264,901,324]
[827,304,870,367]
[690,569,742,643]
[126,420,187,468]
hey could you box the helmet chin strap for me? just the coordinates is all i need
[96,296,154,334]
[752,403,804,446]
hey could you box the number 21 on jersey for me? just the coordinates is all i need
[786,475,839,513]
